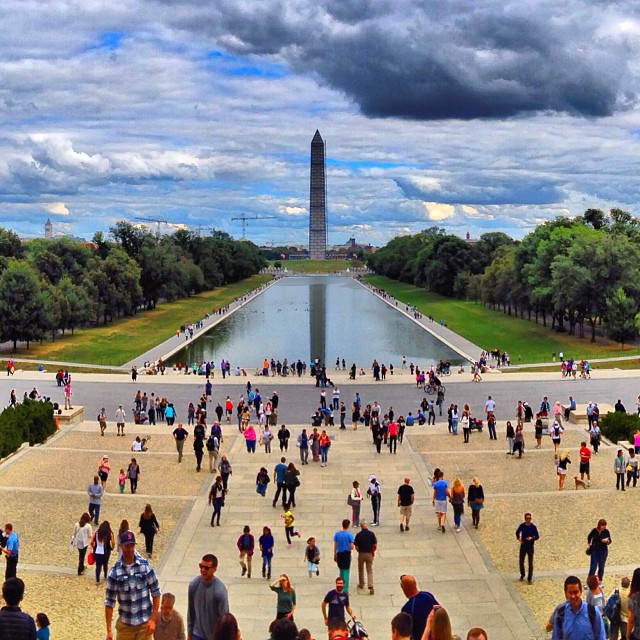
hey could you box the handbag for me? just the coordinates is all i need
[586,546,592,556]
[347,494,356,506]
[87,551,95,565]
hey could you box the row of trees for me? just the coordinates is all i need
[367,209,640,345]
[0,223,265,350]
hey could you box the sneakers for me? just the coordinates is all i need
[400,524,404,532]
[456,527,460,533]
[241,567,247,576]
[287,543,292,548]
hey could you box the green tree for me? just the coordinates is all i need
[583,208,607,229]
[0,260,46,350]
[606,288,638,347]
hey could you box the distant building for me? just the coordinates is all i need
[45,218,53,239]
[309,130,327,259]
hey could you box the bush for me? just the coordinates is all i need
[0,399,56,459]
[599,411,640,445]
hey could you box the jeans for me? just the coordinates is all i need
[94,552,109,583]
[371,495,381,524]
[78,546,87,574]
[211,498,223,525]
[129,478,138,494]
[4,555,17,580]
[452,419,458,435]
[286,485,297,508]
[307,560,319,576]
[89,503,101,525]
[285,526,297,544]
[263,556,272,577]
[257,483,267,496]
[195,449,203,471]
[463,427,470,443]
[488,422,496,439]
[273,483,288,506]
[239,551,252,577]
[143,532,155,555]
[299,447,308,464]
[519,545,534,581]
[176,439,184,462]
[428,412,435,425]
[453,507,462,528]
[628,469,638,487]
[246,440,256,453]
[616,472,625,490]
[320,446,329,463]
[589,547,608,582]
[221,473,229,491]
[389,436,397,453]
[507,437,514,454]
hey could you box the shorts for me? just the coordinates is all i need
[98,470,109,481]
[399,505,412,518]
[552,438,561,445]
[579,462,590,474]
[557,468,567,475]
[434,500,447,513]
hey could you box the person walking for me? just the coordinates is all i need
[270,574,296,621]
[319,430,331,467]
[505,421,515,455]
[461,412,470,443]
[551,575,605,640]
[71,512,92,576]
[90,520,114,585]
[278,424,291,452]
[321,578,356,627]
[388,418,399,453]
[516,513,539,584]
[272,457,288,508]
[98,455,111,489]
[98,407,108,436]
[614,449,627,491]
[557,450,571,491]
[115,404,126,437]
[628,447,639,488]
[297,429,309,465]
[138,504,160,559]
[209,476,225,527]
[206,431,220,473]
[259,526,274,579]
[399,575,439,640]
[367,474,381,526]
[284,463,300,508]
[244,424,257,453]
[588,519,612,582]
[579,441,592,487]
[187,554,229,640]
[514,424,525,458]
[397,477,414,532]
[281,507,300,548]
[218,456,232,492]
[354,520,377,595]
[333,519,355,593]
[590,421,602,454]
[261,426,273,454]
[450,477,465,533]
[172,423,189,463]
[432,470,450,533]
[256,467,271,496]
[193,424,205,472]
[127,458,140,494]
[153,592,185,640]
[104,530,161,640]
[87,475,104,525]
[237,525,254,578]
[468,477,485,529]
[349,481,362,528]
[304,536,320,577]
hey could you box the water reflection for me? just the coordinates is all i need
[170,276,459,368]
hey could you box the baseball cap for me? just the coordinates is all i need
[103,455,109,459]
[120,531,136,546]
[368,474,376,481]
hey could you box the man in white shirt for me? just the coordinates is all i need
[485,396,496,417]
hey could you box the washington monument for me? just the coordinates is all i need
[309,130,327,259]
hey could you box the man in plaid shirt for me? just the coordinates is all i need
[105,530,161,639]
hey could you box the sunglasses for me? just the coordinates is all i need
[199,564,214,571]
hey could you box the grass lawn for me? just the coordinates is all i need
[268,259,364,273]
[364,275,640,364]
[12,275,271,366]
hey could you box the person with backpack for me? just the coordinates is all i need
[206,432,220,473]
[625,568,640,640]
[606,576,629,640]
[552,575,605,639]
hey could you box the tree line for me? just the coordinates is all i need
[367,209,640,346]
[0,222,265,350]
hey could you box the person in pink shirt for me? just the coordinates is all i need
[388,420,399,454]
[244,424,257,453]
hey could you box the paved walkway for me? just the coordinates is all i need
[356,280,483,363]
[157,426,539,640]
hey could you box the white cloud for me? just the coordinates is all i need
[422,202,455,221]
[43,202,69,215]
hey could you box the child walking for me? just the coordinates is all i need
[281,508,300,548]
[118,469,126,493]
[304,537,320,577]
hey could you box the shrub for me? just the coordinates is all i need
[599,411,640,445]
[0,399,56,459]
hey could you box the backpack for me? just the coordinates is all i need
[555,602,598,639]
[603,589,621,622]
[206,435,219,452]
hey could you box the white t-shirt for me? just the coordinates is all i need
[485,399,496,413]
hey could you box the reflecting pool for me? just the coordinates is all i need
[170,276,459,368]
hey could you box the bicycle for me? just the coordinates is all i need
[423,382,446,396]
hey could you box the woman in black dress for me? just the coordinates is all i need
[138,504,160,558]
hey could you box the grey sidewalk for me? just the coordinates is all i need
[157,426,540,640]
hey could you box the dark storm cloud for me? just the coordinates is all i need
[171,0,640,120]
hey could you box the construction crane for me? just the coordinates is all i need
[193,224,218,237]
[231,214,275,239]
[134,216,170,236]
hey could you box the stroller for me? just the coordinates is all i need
[469,417,483,432]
